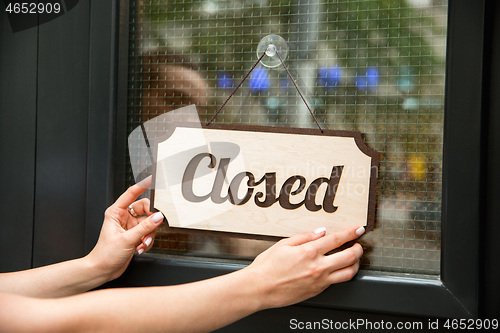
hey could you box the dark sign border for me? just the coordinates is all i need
[149,123,379,240]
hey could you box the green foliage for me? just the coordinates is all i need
[142,0,446,77]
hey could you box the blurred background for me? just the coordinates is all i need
[125,0,448,276]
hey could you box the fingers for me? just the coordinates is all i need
[136,175,152,189]
[114,177,152,209]
[327,259,360,284]
[280,227,327,247]
[136,231,156,255]
[311,226,365,255]
[324,242,363,273]
[125,211,164,247]
[128,198,151,217]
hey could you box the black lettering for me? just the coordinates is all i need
[323,165,344,213]
[252,173,279,208]
[211,158,231,204]
[323,165,343,213]
[228,172,255,205]
[304,165,343,213]
[182,152,343,213]
[181,153,216,202]
[279,175,306,209]
[304,178,327,212]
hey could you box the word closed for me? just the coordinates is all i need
[152,125,378,238]
[182,152,344,213]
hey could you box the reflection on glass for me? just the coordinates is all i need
[126,0,448,275]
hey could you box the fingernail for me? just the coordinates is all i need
[314,227,326,235]
[137,248,144,255]
[144,237,153,247]
[152,212,164,224]
[356,226,365,237]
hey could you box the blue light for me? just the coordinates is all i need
[217,71,234,89]
[249,67,270,92]
[356,67,379,91]
[355,76,367,90]
[280,78,290,90]
[366,67,379,88]
[318,66,342,88]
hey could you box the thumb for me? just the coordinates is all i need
[281,227,326,246]
[125,212,164,245]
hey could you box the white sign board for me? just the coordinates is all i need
[151,124,378,238]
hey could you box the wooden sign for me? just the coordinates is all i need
[151,123,378,238]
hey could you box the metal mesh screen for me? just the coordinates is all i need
[126,0,448,275]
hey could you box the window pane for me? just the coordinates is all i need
[126,0,447,275]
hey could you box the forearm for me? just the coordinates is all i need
[0,270,263,333]
[67,268,264,332]
[0,227,363,332]
[0,270,264,333]
[0,256,110,298]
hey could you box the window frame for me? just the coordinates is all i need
[101,0,487,318]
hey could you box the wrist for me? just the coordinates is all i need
[237,266,274,312]
[81,253,114,286]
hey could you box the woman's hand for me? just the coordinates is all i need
[244,226,365,309]
[0,217,365,332]
[0,178,165,298]
[85,177,164,282]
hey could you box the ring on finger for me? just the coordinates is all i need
[127,204,138,217]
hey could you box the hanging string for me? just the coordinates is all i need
[206,46,323,133]
[275,51,323,133]
[206,52,266,126]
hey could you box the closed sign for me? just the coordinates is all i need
[151,124,378,238]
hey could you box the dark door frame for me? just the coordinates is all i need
[1,0,498,324]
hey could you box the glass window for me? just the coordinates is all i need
[126,0,448,276]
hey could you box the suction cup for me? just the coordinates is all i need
[256,35,289,68]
